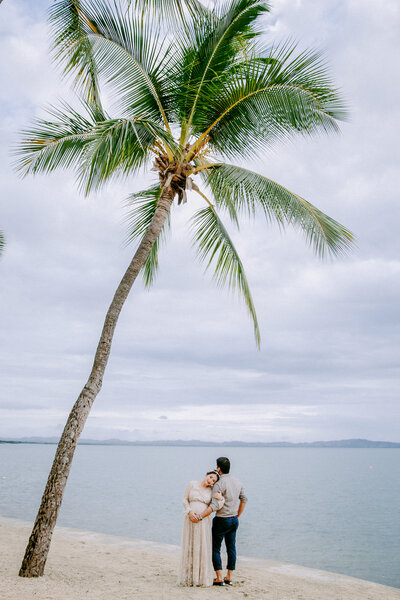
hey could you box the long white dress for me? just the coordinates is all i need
[177,481,224,587]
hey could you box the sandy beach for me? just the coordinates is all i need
[1,517,399,600]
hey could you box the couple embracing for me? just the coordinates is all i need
[178,456,248,587]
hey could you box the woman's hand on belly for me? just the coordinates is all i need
[188,511,199,523]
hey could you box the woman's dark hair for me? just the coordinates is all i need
[206,470,220,481]
[216,457,230,474]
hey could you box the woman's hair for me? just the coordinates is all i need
[206,470,220,481]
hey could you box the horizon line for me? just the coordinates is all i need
[1,436,400,447]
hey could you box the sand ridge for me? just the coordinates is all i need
[1,518,399,600]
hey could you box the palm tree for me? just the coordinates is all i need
[0,231,4,255]
[15,0,353,577]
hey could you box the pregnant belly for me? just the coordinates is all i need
[189,501,209,513]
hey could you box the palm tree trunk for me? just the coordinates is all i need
[19,187,175,577]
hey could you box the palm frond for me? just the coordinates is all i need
[50,0,174,131]
[202,163,354,257]
[188,43,347,159]
[14,101,103,177]
[131,0,208,27]
[125,184,170,286]
[82,27,172,126]
[14,102,170,193]
[49,0,102,106]
[192,203,260,346]
[78,116,174,193]
[175,0,270,131]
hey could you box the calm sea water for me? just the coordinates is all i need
[0,444,399,588]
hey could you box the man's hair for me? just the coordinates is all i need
[216,457,230,474]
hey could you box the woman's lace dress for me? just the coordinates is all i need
[177,481,224,587]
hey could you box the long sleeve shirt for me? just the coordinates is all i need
[210,474,248,517]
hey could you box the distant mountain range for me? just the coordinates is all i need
[1,437,399,448]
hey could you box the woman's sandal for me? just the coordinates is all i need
[213,579,225,586]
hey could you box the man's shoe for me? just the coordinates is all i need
[213,579,225,586]
[224,579,233,586]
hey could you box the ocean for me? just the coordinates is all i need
[0,444,399,588]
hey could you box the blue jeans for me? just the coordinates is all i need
[212,516,239,571]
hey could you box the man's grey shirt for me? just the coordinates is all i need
[210,474,248,517]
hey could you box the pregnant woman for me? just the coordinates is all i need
[178,470,224,587]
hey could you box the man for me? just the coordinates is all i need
[193,456,247,586]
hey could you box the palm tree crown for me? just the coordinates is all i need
[16,0,353,346]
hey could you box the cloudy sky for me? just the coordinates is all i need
[1,0,399,443]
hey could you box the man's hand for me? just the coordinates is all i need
[189,511,199,523]
[213,491,224,501]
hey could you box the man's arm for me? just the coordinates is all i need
[199,491,223,520]
[199,505,213,520]
[237,501,246,517]
[209,479,223,513]
[237,484,247,517]
[200,480,224,519]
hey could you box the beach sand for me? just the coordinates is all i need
[1,517,399,600]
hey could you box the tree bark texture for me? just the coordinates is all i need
[19,187,175,577]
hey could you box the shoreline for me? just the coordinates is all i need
[1,517,399,599]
